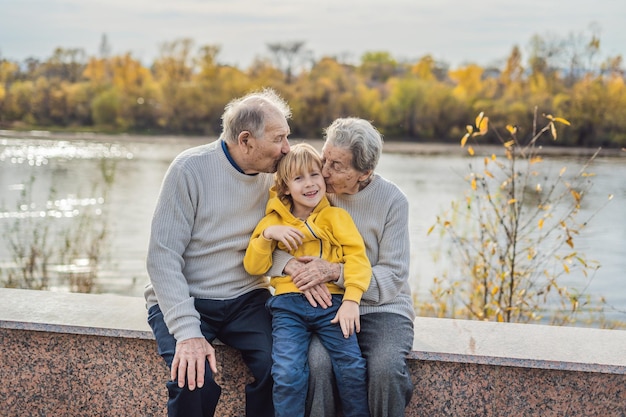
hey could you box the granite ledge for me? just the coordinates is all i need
[410,315,626,375]
[2,288,625,375]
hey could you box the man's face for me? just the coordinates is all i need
[246,110,291,174]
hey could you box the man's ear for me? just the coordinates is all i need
[238,131,251,152]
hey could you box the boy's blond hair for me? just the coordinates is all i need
[275,143,323,204]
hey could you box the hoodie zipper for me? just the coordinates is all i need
[304,221,323,258]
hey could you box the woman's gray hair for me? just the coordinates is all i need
[324,117,383,172]
[221,88,292,144]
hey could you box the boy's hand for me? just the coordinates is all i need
[263,226,304,251]
[331,300,361,338]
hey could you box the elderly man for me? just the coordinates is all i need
[145,89,291,417]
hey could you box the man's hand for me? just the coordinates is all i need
[171,337,217,390]
[331,300,361,338]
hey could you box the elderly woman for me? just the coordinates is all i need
[272,117,415,417]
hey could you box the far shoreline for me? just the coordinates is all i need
[1,129,624,158]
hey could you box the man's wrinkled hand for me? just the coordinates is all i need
[171,337,217,390]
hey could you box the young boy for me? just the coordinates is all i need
[244,143,371,417]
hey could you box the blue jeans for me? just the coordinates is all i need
[306,312,414,417]
[267,293,369,417]
[147,289,274,417]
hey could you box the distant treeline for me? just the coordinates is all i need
[1,34,625,147]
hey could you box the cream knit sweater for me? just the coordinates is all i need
[144,140,273,342]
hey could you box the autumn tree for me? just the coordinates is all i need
[0,59,19,124]
[266,41,310,84]
[359,51,401,85]
[291,57,363,136]
[152,38,198,132]
[40,47,87,83]
[411,55,448,82]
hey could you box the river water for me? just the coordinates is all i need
[1,132,624,323]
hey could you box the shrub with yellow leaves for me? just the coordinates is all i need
[422,107,620,328]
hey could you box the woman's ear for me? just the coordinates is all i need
[358,170,372,183]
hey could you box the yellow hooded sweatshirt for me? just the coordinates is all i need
[244,187,371,304]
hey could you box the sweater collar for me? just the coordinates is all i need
[221,140,257,175]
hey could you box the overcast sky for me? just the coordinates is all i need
[1,0,625,69]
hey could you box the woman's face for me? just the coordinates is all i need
[321,143,369,195]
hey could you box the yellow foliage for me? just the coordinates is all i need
[461,133,470,147]
[550,122,557,140]
[476,117,489,135]
[506,124,517,135]
[448,64,485,99]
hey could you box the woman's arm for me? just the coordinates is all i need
[358,194,410,305]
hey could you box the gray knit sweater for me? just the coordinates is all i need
[144,140,273,342]
[272,173,415,321]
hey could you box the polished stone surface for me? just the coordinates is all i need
[1,288,625,416]
[411,316,626,374]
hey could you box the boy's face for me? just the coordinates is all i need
[285,165,326,218]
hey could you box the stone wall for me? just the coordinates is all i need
[1,288,624,416]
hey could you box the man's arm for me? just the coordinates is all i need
[147,161,209,387]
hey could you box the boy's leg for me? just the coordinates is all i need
[263,294,313,417]
[215,289,275,417]
[147,304,221,417]
[358,313,414,417]
[315,295,369,417]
